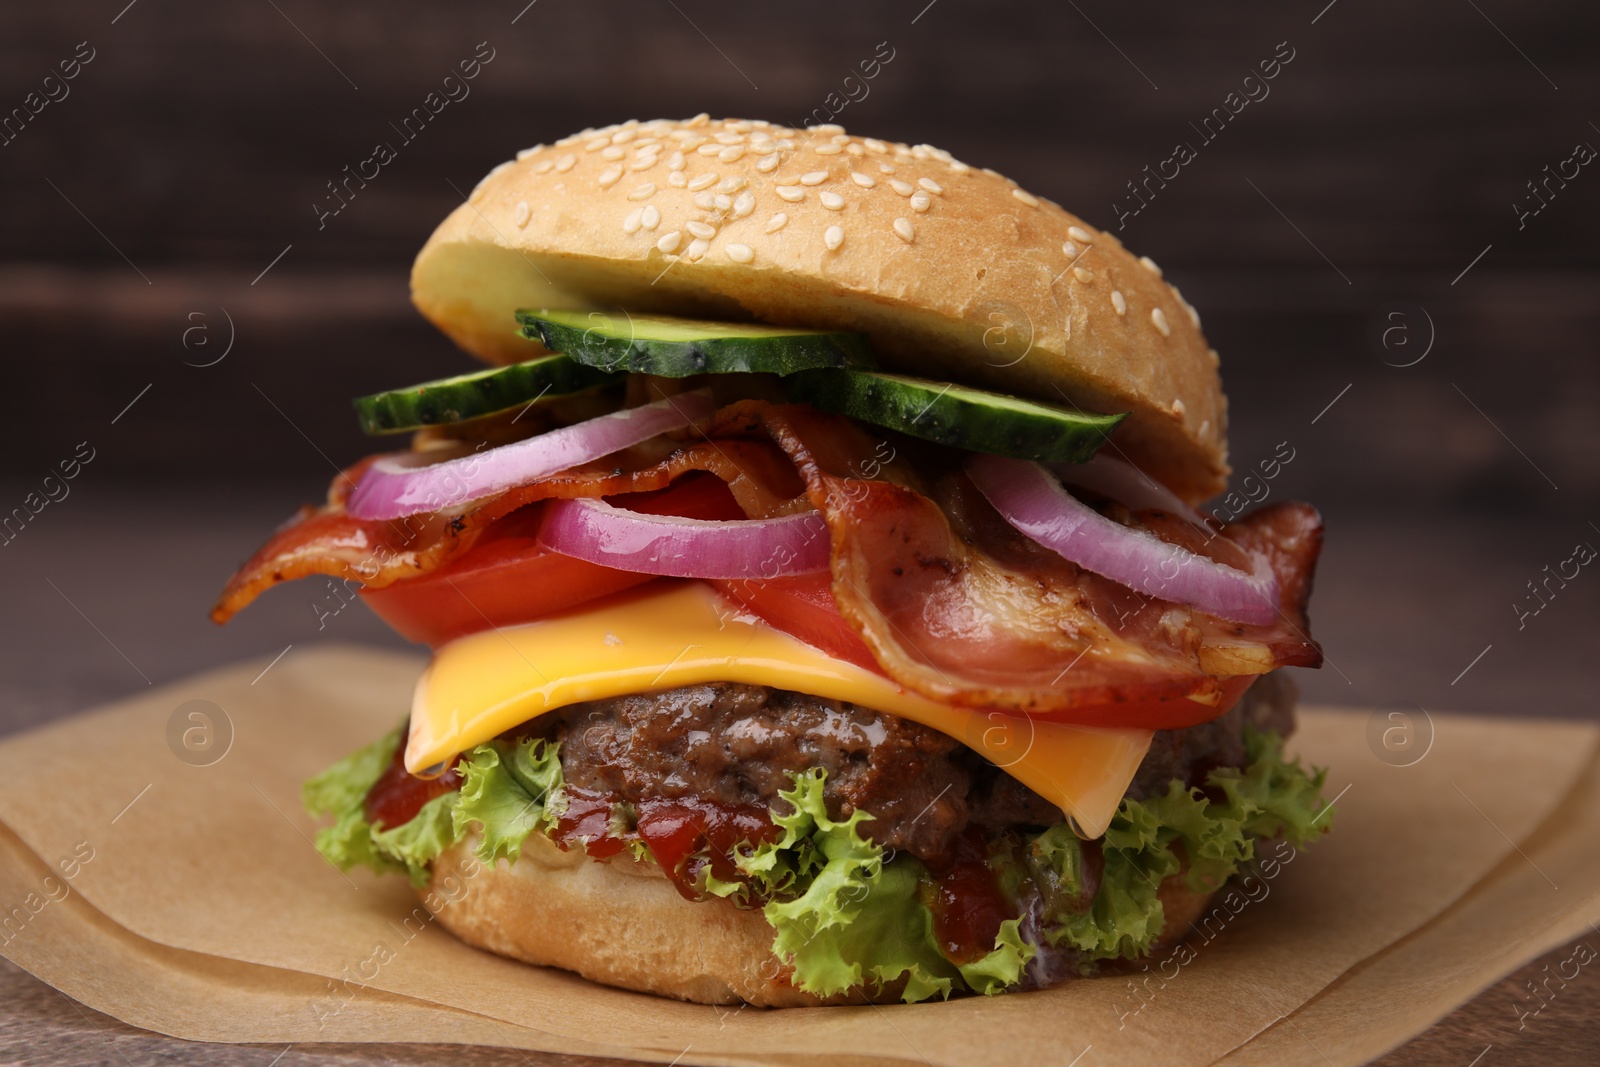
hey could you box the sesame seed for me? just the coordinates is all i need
[686,237,710,260]
[726,243,755,264]
[850,171,876,188]
[719,145,745,162]
[1207,348,1220,367]
[715,132,743,145]
[800,171,828,186]
[1061,241,1079,258]
[534,159,554,174]
[516,145,543,160]
[629,155,658,172]
[697,144,722,157]
[1074,267,1094,283]
[623,208,643,234]
[864,138,888,153]
[1198,419,1211,437]
[612,129,636,144]
[668,171,687,188]
[514,201,532,228]
[598,166,623,188]
[1140,256,1163,276]
[1171,399,1187,417]
[893,217,915,242]
[687,112,710,126]
[878,162,896,174]
[687,173,718,191]
[756,152,781,172]
[814,123,846,135]
[686,220,716,239]
[918,178,944,194]
[601,145,626,161]
[693,192,715,209]
[910,191,931,212]
[846,143,864,156]
[628,183,656,201]
[949,159,971,173]
[814,143,842,155]
[776,185,805,202]
[657,231,682,253]
[1151,308,1171,337]
[733,192,755,218]
[555,154,577,173]
[1012,188,1040,207]
[765,213,788,233]
[719,177,746,192]
[712,194,731,211]
[1111,290,1127,316]
[641,204,661,229]
[824,225,844,250]
[890,179,914,196]
[820,191,845,210]
[585,136,609,152]
[1068,225,1092,243]
[668,152,686,171]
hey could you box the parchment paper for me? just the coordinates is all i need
[0,645,1595,1066]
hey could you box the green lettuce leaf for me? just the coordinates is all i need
[958,918,1037,995]
[1043,728,1334,963]
[303,727,401,820]
[745,770,1032,1003]
[312,806,403,878]
[301,724,466,885]
[372,792,460,888]
[451,737,566,865]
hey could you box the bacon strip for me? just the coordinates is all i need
[213,402,1323,716]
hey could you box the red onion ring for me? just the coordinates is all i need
[346,391,715,521]
[966,454,1279,626]
[538,497,830,580]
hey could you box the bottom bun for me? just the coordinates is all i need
[422,832,1216,1007]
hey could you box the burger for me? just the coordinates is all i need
[214,115,1333,1007]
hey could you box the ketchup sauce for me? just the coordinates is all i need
[549,790,781,901]
[363,729,463,830]
[922,829,1015,964]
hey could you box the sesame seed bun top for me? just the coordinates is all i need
[411,115,1229,501]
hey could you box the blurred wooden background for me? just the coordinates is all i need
[0,1,1596,714]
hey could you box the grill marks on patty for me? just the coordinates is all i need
[548,674,1299,861]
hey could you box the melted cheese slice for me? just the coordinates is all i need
[409,581,1152,838]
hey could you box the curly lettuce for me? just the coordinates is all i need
[743,770,1034,1003]
[303,723,1331,1000]
[300,729,567,887]
[1044,727,1333,963]
[451,736,566,865]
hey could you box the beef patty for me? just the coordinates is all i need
[549,672,1299,861]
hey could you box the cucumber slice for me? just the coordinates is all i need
[515,309,876,377]
[783,369,1127,462]
[353,353,618,435]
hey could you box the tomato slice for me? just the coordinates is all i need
[362,471,1255,730]
[362,474,745,647]
[360,507,652,647]
[710,571,883,674]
